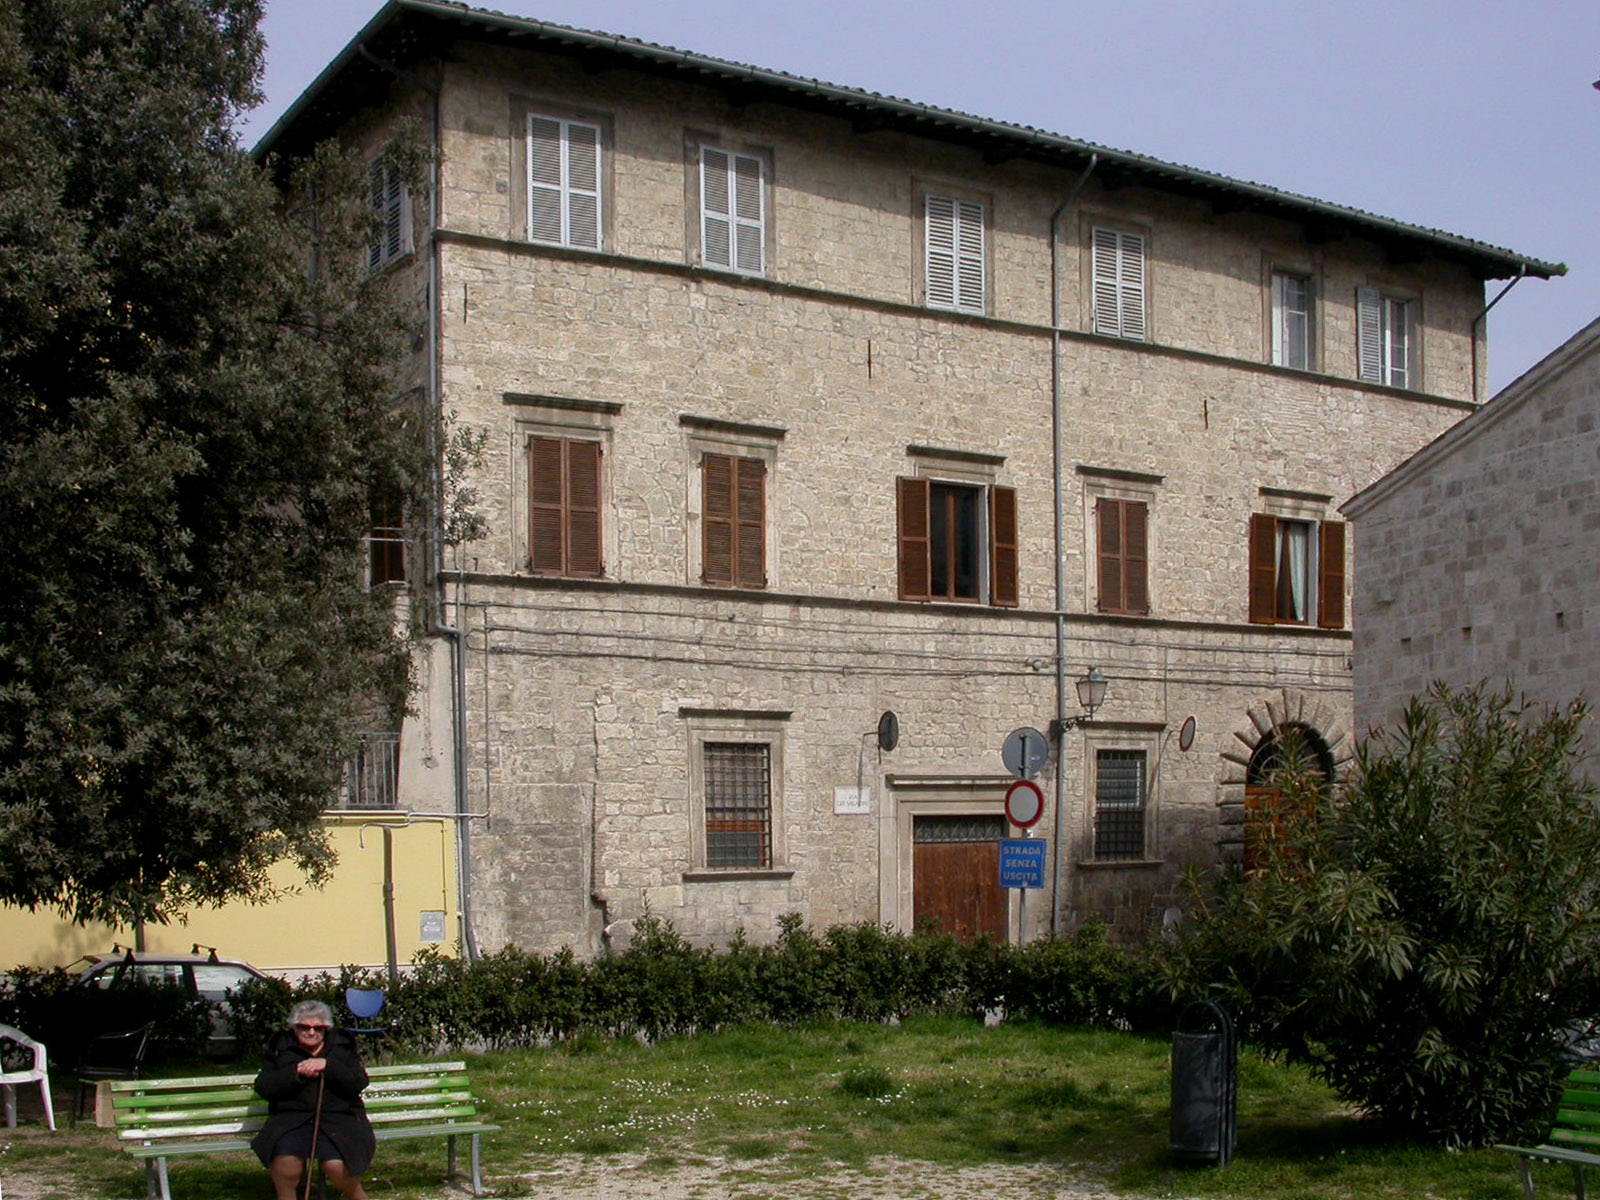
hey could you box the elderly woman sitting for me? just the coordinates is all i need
[251,1000,375,1200]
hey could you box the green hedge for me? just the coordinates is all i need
[225,914,1172,1059]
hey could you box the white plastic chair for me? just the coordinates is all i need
[0,1023,56,1131]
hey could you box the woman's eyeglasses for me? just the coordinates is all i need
[293,1023,330,1033]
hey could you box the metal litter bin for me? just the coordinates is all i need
[1169,1001,1237,1166]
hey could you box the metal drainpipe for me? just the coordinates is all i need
[1470,266,1526,406]
[420,87,481,964]
[368,44,480,962]
[1047,153,1097,935]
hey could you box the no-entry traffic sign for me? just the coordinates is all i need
[1004,779,1045,829]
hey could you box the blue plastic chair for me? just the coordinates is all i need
[343,988,388,1060]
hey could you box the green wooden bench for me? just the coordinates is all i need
[110,1061,500,1200]
[1497,1066,1600,1199]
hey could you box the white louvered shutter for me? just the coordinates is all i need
[566,121,601,249]
[732,154,764,273]
[701,148,733,268]
[528,116,602,249]
[955,200,984,312]
[702,148,764,274]
[925,195,957,309]
[925,195,984,313]
[369,161,405,269]
[1356,286,1383,383]
[1092,227,1146,339]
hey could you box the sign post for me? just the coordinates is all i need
[1000,729,1051,947]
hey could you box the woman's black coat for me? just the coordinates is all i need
[250,1027,376,1174]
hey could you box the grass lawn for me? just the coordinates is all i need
[0,1016,1569,1198]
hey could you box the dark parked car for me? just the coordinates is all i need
[69,949,271,1056]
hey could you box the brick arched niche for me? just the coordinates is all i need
[1216,690,1351,864]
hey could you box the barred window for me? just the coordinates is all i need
[1094,749,1146,860]
[704,742,771,868]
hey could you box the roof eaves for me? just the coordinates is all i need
[255,0,1565,281]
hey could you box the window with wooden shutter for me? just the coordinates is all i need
[1317,521,1346,629]
[702,453,766,589]
[1092,227,1146,340]
[898,477,1015,605]
[701,147,765,275]
[527,436,603,578]
[925,194,985,314]
[1096,498,1149,615]
[527,114,602,250]
[368,160,407,270]
[989,484,1018,608]
[1248,513,1341,627]
[1248,512,1280,625]
[897,477,931,601]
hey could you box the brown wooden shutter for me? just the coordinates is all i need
[1318,520,1346,629]
[702,453,733,585]
[736,456,766,587]
[703,454,766,588]
[528,436,566,573]
[1248,512,1278,624]
[529,436,602,577]
[897,477,930,600]
[565,439,603,577]
[1125,500,1149,614]
[1096,498,1123,612]
[989,485,1018,608]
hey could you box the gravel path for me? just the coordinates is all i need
[507,1153,1156,1199]
[0,1143,1191,1200]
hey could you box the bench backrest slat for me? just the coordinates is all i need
[110,1063,487,1147]
[1545,1072,1600,1150]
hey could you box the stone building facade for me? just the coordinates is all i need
[260,2,1560,955]
[1344,315,1600,736]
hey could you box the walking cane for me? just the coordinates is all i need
[302,1073,327,1200]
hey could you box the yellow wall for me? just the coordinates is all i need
[0,816,458,977]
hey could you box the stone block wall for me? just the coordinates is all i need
[378,35,1487,954]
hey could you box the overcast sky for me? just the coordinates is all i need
[244,0,1598,396]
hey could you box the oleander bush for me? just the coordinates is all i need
[1161,682,1600,1148]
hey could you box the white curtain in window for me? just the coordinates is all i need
[1277,522,1308,622]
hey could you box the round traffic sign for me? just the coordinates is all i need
[1004,779,1045,829]
[1001,727,1050,780]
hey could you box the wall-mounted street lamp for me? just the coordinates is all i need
[1049,667,1108,739]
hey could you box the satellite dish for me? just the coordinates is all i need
[1178,715,1197,753]
[877,711,899,753]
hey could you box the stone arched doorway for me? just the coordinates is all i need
[1217,690,1350,866]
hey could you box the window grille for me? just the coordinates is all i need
[704,742,771,868]
[912,815,1007,844]
[1094,749,1146,860]
[339,732,400,810]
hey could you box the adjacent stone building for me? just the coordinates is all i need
[260,0,1561,955]
[1344,315,1600,735]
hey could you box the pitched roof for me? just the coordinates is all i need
[256,0,1563,283]
[1343,312,1600,519]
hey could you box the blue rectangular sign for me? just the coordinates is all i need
[999,839,1047,889]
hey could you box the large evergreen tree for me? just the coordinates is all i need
[0,0,428,925]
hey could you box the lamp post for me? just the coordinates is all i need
[1050,667,1108,739]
